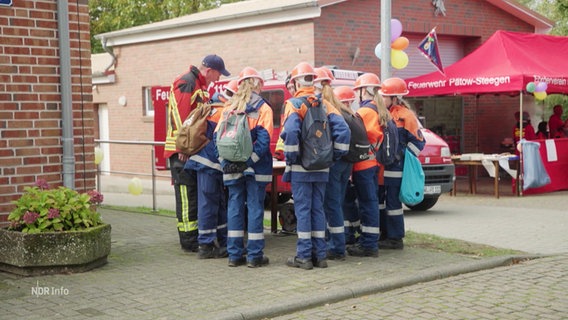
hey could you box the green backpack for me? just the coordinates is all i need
[216,109,253,162]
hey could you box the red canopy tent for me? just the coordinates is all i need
[406,30,568,97]
[405,30,568,195]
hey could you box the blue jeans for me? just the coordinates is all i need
[323,161,352,255]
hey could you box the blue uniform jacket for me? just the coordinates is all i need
[280,87,350,183]
[384,104,426,185]
[217,93,274,186]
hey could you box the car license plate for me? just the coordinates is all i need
[424,185,441,195]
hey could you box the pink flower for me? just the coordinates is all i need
[47,208,60,219]
[23,211,40,224]
[87,190,104,205]
[33,179,50,190]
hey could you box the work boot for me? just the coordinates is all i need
[312,257,328,268]
[378,238,404,250]
[216,246,228,258]
[197,243,219,259]
[326,251,346,261]
[247,256,269,268]
[228,257,246,267]
[286,257,313,270]
[347,244,379,257]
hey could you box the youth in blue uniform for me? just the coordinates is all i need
[216,67,274,268]
[281,62,350,270]
[379,77,425,250]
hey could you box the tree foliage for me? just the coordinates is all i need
[89,0,242,53]
[518,0,568,36]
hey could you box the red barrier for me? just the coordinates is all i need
[523,138,568,195]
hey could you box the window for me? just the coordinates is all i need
[260,90,285,128]
[143,87,154,116]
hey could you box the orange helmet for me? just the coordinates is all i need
[238,67,263,85]
[221,79,238,102]
[290,62,317,85]
[333,86,356,103]
[314,67,334,83]
[379,77,409,96]
[353,73,382,90]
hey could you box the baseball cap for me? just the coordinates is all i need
[202,54,230,77]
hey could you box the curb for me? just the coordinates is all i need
[213,254,544,320]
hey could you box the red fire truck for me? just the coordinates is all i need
[152,69,454,211]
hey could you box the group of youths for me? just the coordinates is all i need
[164,54,424,270]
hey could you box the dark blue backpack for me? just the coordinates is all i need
[377,119,401,167]
[298,96,333,170]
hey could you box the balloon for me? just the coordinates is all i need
[391,36,409,50]
[533,91,547,100]
[374,42,382,59]
[94,147,103,165]
[525,82,535,93]
[390,19,403,40]
[535,82,548,92]
[391,49,409,69]
[128,177,143,196]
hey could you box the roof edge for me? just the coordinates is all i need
[485,0,555,33]
[96,1,320,47]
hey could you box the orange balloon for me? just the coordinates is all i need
[391,36,409,51]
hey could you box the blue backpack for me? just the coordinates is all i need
[377,119,402,167]
[298,96,333,170]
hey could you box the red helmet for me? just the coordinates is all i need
[333,86,356,103]
[379,77,409,96]
[290,62,316,84]
[238,67,263,85]
[353,73,381,90]
[314,67,334,83]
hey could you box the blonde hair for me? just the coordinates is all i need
[321,83,354,115]
[230,78,261,112]
[373,91,392,127]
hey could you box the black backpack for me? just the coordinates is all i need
[298,96,334,170]
[377,119,401,167]
[340,109,371,163]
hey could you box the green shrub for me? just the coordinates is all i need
[8,179,104,233]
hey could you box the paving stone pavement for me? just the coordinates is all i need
[1,176,567,319]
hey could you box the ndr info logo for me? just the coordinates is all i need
[31,281,70,297]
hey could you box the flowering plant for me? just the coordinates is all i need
[7,179,104,234]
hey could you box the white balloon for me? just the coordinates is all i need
[374,42,382,59]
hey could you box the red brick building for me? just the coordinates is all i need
[92,0,552,178]
[1,0,94,222]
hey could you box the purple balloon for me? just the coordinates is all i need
[535,82,548,92]
[390,19,403,42]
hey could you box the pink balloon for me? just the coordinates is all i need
[390,19,403,41]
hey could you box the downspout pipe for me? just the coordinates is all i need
[57,0,75,189]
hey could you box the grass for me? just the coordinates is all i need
[100,204,525,258]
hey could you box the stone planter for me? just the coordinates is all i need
[0,223,111,276]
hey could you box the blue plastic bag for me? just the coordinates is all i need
[521,140,551,190]
[399,148,425,205]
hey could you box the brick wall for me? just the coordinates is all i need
[94,0,540,176]
[93,22,314,175]
[316,0,534,153]
[0,0,95,223]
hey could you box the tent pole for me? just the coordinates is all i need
[519,91,523,197]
